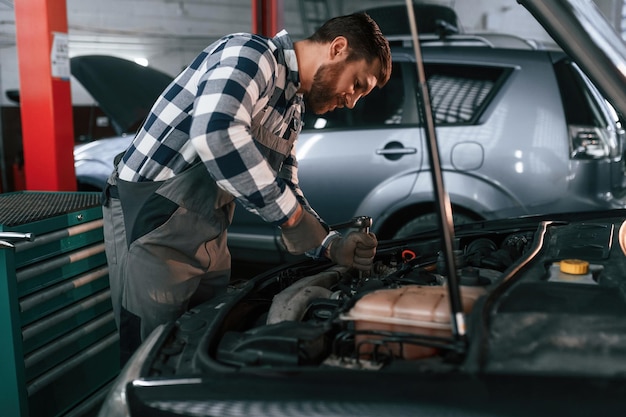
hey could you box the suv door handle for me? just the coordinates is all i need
[376,141,417,161]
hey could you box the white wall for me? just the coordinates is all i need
[0,0,622,106]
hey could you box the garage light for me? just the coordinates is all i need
[313,118,327,129]
[134,57,149,67]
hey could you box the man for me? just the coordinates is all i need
[102,12,392,364]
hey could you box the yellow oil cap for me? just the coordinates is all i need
[560,259,589,275]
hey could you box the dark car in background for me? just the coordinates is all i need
[73,4,626,265]
[72,54,173,191]
[97,1,626,416]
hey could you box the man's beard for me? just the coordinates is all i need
[305,60,345,114]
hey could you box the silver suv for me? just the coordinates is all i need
[228,34,626,263]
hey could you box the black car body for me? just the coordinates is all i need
[98,1,626,416]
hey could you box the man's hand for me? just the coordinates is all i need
[280,204,327,255]
[328,232,377,271]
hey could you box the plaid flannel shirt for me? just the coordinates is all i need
[116,30,337,258]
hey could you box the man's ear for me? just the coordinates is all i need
[329,36,348,60]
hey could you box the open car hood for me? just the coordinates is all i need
[70,55,173,135]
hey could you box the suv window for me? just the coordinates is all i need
[426,64,506,125]
[554,58,621,160]
[554,58,605,127]
[303,61,509,130]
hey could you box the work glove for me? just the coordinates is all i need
[280,207,328,255]
[329,231,377,271]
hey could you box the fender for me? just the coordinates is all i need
[352,171,419,234]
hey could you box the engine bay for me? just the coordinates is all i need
[214,229,530,369]
[149,215,626,378]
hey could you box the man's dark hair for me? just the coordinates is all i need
[308,13,392,87]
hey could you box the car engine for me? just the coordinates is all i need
[148,215,626,378]
[213,228,535,370]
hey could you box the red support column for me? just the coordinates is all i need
[252,0,284,36]
[14,0,76,191]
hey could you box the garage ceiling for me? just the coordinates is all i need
[0,0,374,103]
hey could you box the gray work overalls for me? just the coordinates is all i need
[102,98,302,363]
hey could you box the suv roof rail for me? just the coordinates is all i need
[387,33,560,51]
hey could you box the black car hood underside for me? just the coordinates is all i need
[70,55,174,135]
[520,0,626,118]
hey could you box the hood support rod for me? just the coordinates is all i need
[405,0,467,353]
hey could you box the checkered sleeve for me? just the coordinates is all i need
[278,146,319,217]
[279,146,339,259]
[189,35,299,226]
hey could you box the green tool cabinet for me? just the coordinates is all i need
[0,192,119,417]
